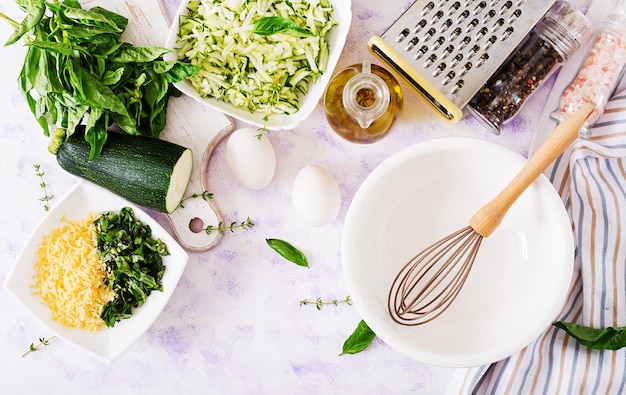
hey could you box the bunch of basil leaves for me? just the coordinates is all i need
[3,0,198,159]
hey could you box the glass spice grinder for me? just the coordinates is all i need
[467,1,592,134]
[551,0,626,138]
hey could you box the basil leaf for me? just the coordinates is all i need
[88,6,129,31]
[102,67,125,86]
[78,67,137,133]
[340,320,376,355]
[142,70,169,137]
[252,16,313,37]
[5,0,45,45]
[66,0,82,7]
[62,7,123,32]
[84,108,108,160]
[66,24,122,40]
[112,46,170,63]
[5,0,195,159]
[266,238,309,268]
[153,61,200,83]
[25,46,56,96]
[30,40,74,56]
[553,321,626,351]
[64,103,88,134]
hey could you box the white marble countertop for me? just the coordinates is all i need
[0,0,590,393]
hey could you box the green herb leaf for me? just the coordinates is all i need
[22,335,56,357]
[266,239,308,268]
[30,40,74,56]
[95,207,168,327]
[154,61,200,83]
[299,296,352,310]
[33,164,53,210]
[252,16,313,37]
[340,320,376,356]
[5,0,45,45]
[203,217,254,235]
[62,7,124,32]
[3,1,197,159]
[179,190,214,208]
[111,46,170,63]
[553,321,626,351]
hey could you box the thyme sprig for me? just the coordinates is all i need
[22,336,56,357]
[204,217,254,235]
[259,84,282,138]
[179,190,214,208]
[299,296,352,310]
[34,164,53,211]
[180,192,253,235]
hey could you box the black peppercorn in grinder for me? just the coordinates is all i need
[467,1,593,134]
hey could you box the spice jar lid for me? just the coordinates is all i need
[538,1,593,59]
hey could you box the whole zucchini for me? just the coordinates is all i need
[55,127,193,213]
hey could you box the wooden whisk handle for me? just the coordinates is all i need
[469,102,595,238]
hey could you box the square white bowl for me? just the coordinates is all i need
[4,181,189,363]
[164,0,352,130]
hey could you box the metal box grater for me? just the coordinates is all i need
[368,0,556,122]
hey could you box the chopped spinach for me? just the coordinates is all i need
[94,207,168,327]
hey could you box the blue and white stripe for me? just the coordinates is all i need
[447,91,626,395]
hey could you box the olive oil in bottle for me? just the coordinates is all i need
[324,60,403,143]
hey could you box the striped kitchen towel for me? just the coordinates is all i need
[446,91,626,394]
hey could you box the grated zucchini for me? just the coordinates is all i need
[174,0,336,123]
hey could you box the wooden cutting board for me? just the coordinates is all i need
[83,0,235,251]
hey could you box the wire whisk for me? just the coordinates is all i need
[389,102,595,326]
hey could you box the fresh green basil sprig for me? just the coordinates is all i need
[554,321,626,351]
[266,238,309,268]
[1,0,198,160]
[340,320,376,356]
[252,16,314,37]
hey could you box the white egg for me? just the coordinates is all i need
[292,165,341,227]
[226,128,276,190]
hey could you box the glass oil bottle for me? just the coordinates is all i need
[324,60,403,143]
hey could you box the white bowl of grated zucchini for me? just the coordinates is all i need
[164,0,352,130]
[4,181,189,364]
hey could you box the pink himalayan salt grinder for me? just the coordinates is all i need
[551,2,626,138]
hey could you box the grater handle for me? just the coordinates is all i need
[368,36,464,123]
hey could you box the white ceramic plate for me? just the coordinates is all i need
[163,0,352,130]
[4,181,189,364]
[342,137,574,368]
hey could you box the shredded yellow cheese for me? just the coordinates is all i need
[34,215,116,331]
